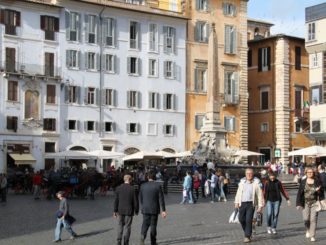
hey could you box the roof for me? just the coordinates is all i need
[306,2,326,23]
[248,34,305,44]
[248,18,274,27]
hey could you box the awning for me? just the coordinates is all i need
[9,153,36,165]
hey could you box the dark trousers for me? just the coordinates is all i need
[117,215,133,245]
[239,202,255,238]
[0,188,6,202]
[141,214,158,245]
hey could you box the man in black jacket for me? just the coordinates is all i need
[114,174,139,245]
[140,172,167,245]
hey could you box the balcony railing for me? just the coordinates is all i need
[5,25,17,35]
[224,94,239,105]
[44,31,58,41]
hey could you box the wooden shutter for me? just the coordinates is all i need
[127,91,130,107]
[136,22,141,50]
[54,17,59,32]
[78,51,81,69]
[95,16,100,44]
[163,61,167,78]
[127,57,131,74]
[163,26,168,53]
[258,48,262,72]
[0,9,5,24]
[233,72,239,103]
[84,87,88,104]
[172,27,176,54]
[148,92,153,109]
[40,15,46,30]
[66,50,70,68]
[248,49,252,67]
[64,85,69,103]
[96,53,100,71]
[102,18,108,45]
[112,18,116,47]
[156,93,160,109]
[77,13,82,42]
[172,94,176,110]
[205,23,209,43]
[232,27,237,54]
[295,46,301,70]
[15,11,21,27]
[223,3,227,15]
[267,47,271,70]
[224,25,231,53]
[137,58,141,76]
[102,89,106,105]
[96,88,100,105]
[163,94,167,110]
[76,86,81,104]
[84,14,89,43]
[194,68,198,91]
[195,22,200,42]
[85,52,89,70]
[64,120,68,130]
[65,11,70,40]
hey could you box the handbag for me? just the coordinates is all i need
[256,212,263,226]
[65,214,76,225]
[229,208,239,224]
[182,189,187,198]
[316,199,326,212]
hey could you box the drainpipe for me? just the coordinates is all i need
[99,7,105,138]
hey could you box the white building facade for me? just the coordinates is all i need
[305,3,326,145]
[0,0,187,173]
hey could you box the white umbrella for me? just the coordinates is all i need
[45,150,93,159]
[122,151,163,161]
[88,150,125,159]
[173,151,193,158]
[233,150,263,157]
[288,146,326,156]
[155,151,176,158]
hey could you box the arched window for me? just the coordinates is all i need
[162,148,175,153]
[254,27,260,35]
[24,90,39,119]
[124,147,140,155]
[69,146,87,151]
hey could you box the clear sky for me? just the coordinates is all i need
[248,0,326,38]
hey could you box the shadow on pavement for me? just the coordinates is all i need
[76,228,113,238]
[159,235,222,245]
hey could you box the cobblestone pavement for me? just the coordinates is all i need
[1,191,326,245]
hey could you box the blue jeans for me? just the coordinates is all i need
[55,218,76,241]
[210,186,220,202]
[266,201,280,228]
[181,188,193,204]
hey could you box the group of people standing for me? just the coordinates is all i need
[235,166,325,243]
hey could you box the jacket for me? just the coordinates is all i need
[140,181,166,215]
[234,177,264,208]
[183,175,192,189]
[114,183,139,216]
[264,179,289,202]
[296,178,325,208]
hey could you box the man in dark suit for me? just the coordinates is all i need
[140,172,167,245]
[114,174,139,245]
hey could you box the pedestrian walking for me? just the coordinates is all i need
[180,171,194,204]
[317,164,326,193]
[234,168,263,243]
[296,167,325,242]
[199,170,207,198]
[263,171,290,234]
[33,171,42,200]
[53,191,77,243]
[139,172,166,245]
[113,174,139,245]
[208,169,219,203]
[193,171,200,201]
[0,173,7,204]
[217,169,227,202]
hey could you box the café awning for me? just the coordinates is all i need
[9,153,36,165]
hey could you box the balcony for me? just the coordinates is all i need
[5,25,17,35]
[44,31,58,42]
[294,108,309,119]
[224,94,239,105]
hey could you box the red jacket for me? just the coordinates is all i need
[33,175,42,185]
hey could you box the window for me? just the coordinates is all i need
[65,86,79,104]
[295,121,302,133]
[5,47,16,72]
[127,57,140,75]
[295,46,301,70]
[195,22,209,43]
[44,52,54,76]
[308,23,315,41]
[85,52,98,70]
[225,25,237,54]
[224,71,238,104]
[127,90,139,108]
[105,88,116,106]
[103,18,115,47]
[258,47,271,72]
[163,93,175,110]
[312,120,320,133]
[66,50,80,69]
[86,15,97,44]
[163,124,174,136]
[248,49,252,67]
[148,59,158,77]
[46,84,56,104]
[295,89,303,117]
[148,23,158,52]
[45,142,55,153]
[127,123,139,134]
[163,26,176,54]
[311,86,322,104]
[260,89,269,110]
[148,92,159,109]
[196,0,208,11]
[7,80,18,101]
[195,114,205,130]
[105,54,116,73]
[312,54,318,68]
[105,122,114,133]
[66,12,80,42]
[164,61,175,79]
[194,66,207,92]
[130,21,140,49]
[68,120,77,130]
[147,123,157,135]
[0,9,21,35]
[86,87,96,105]
[223,3,237,16]
[260,122,268,133]
[224,117,235,132]
[6,116,18,131]
[40,15,59,41]
[45,159,55,170]
[25,90,39,119]
[85,121,96,131]
[43,118,56,131]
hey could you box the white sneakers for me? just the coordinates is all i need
[271,228,277,234]
[267,227,272,234]
[311,237,316,242]
[306,231,310,238]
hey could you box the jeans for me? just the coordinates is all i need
[117,215,133,245]
[141,214,158,245]
[181,188,193,204]
[302,202,319,238]
[33,185,40,199]
[219,183,226,200]
[55,218,76,241]
[0,188,6,202]
[239,202,255,238]
[210,186,220,202]
[266,201,280,228]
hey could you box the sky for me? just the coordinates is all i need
[248,0,326,38]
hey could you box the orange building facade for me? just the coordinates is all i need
[248,34,312,167]
[185,0,249,152]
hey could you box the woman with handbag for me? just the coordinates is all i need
[296,167,325,242]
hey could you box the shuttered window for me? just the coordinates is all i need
[6,116,18,131]
[148,92,159,109]
[65,86,79,104]
[148,23,158,52]
[66,12,80,42]
[196,0,208,11]
[5,47,16,72]
[261,90,269,110]
[224,71,239,104]
[223,3,237,16]
[66,50,80,69]
[258,47,271,72]
[0,9,21,35]
[224,25,237,54]
[195,22,209,43]
[163,124,174,136]
[46,84,56,104]
[194,66,207,92]
[163,93,175,110]
[105,122,115,133]
[127,123,139,134]
[85,15,97,44]
[308,23,315,41]
[224,117,235,132]
[127,91,140,108]
[195,114,205,130]
[41,15,59,41]
[105,54,115,73]
[103,18,115,47]
[164,61,175,79]
[127,57,140,75]
[148,59,158,77]
[163,26,176,54]
[104,88,116,106]
[295,46,301,70]
[130,21,140,49]
[43,118,56,131]
[7,80,18,101]
[44,52,55,77]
